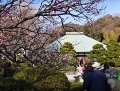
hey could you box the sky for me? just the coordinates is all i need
[96,0,120,19]
[65,0,120,25]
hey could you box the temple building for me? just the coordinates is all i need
[46,32,106,60]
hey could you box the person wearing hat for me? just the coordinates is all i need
[105,62,119,91]
[113,71,120,91]
[83,62,107,91]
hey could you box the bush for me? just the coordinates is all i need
[4,67,16,77]
[60,66,76,71]
[70,82,84,91]
[34,72,70,91]
[13,70,25,80]
[0,78,38,91]
[13,67,70,91]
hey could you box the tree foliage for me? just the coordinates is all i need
[88,40,120,66]
[106,40,120,59]
[87,44,106,63]
[60,42,76,56]
[60,42,77,70]
[105,40,120,66]
[82,14,120,44]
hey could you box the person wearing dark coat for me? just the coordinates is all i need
[83,62,107,91]
[82,63,93,81]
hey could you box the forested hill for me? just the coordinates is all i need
[83,14,120,44]
[51,14,120,44]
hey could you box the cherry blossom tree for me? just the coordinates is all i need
[0,0,105,68]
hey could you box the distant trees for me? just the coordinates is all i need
[83,14,120,44]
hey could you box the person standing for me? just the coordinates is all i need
[105,62,119,91]
[83,62,107,91]
[82,63,93,81]
[113,71,120,91]
[101,63,109,73]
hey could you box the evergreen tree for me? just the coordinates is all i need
[87,44,106,64]
[88,40,120,66]
[106,40,120,66]
[60,42,76,56]
[60,42,77,67]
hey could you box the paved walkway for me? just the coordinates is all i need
[66,75,76,83]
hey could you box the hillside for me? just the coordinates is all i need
[51,14,120,44]
[83,14,120,44]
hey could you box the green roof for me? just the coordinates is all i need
[46,32,106,52]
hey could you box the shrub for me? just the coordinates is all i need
[13,67,70,91]
[70,82,84,91]
[0,78,38,91]
[60,66,76,71]
[34,72,70,91]
[13,71,25,80]
[4,67,16,77]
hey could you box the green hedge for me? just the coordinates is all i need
[0,78,84,91]
[13,67,70,91]
[34,72,70,91]
[70,82,84,91]
[0,66,85,91]
[60,66,76,71]
[0,78,38,91]
[4,67,16,77]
